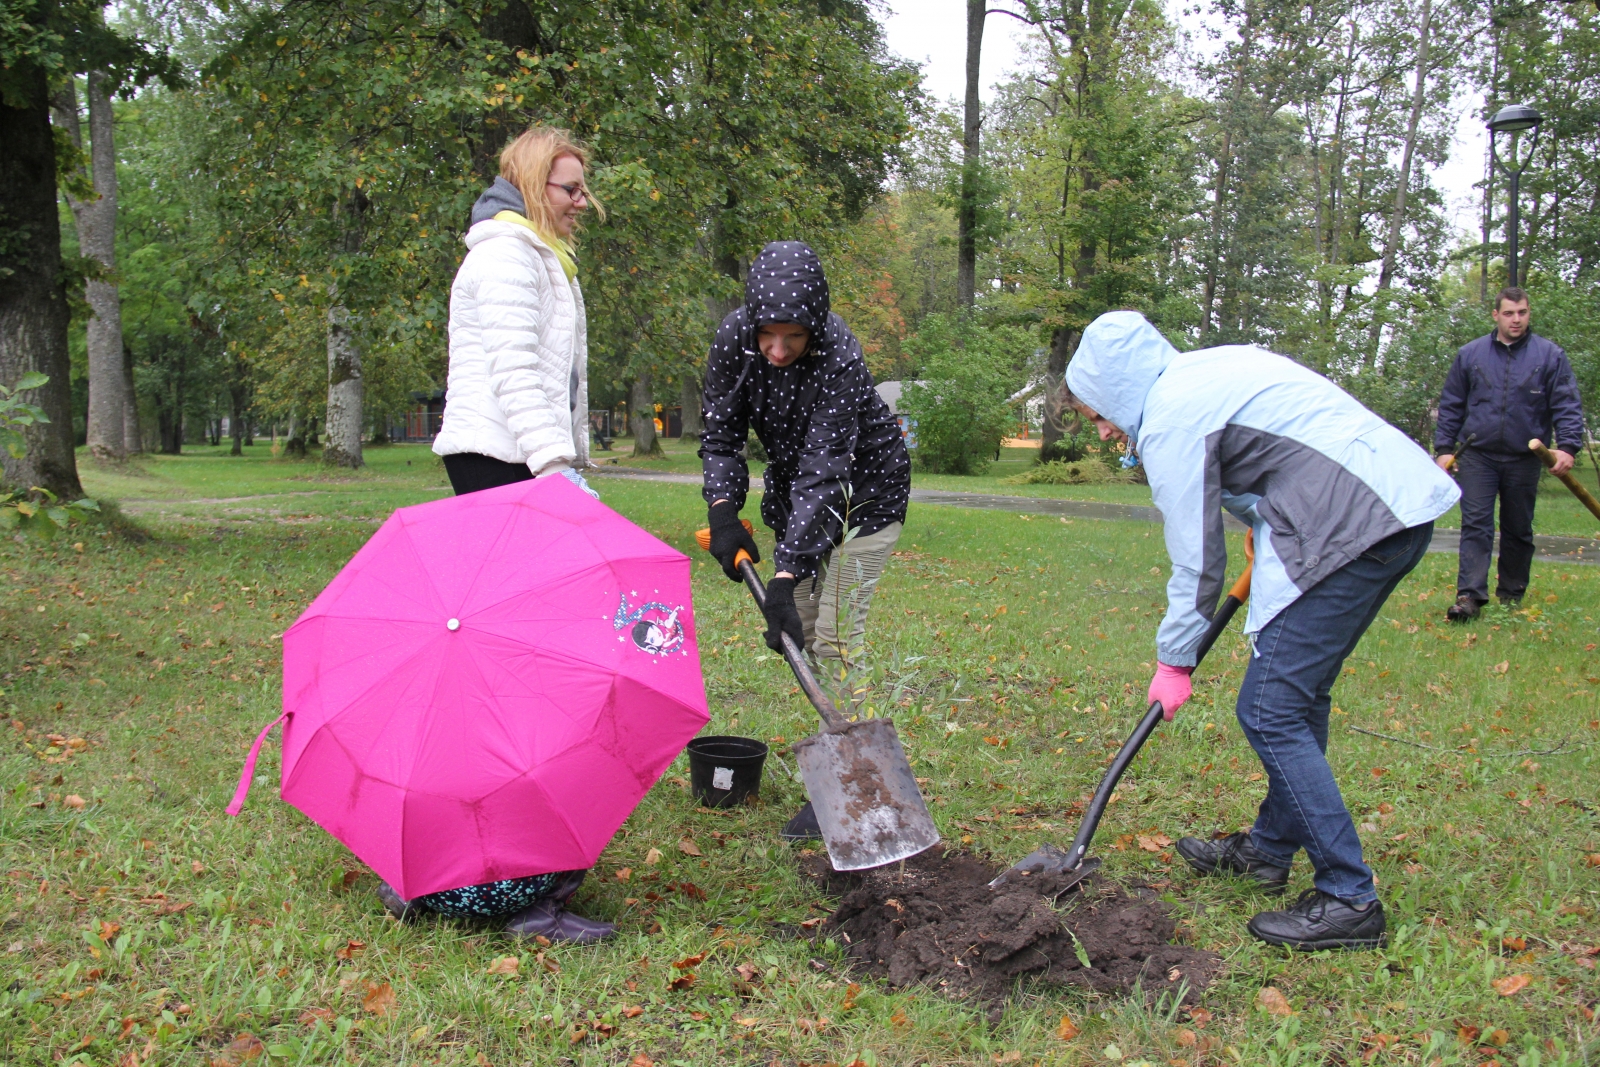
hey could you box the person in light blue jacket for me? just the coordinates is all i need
[1065,311,1459,952]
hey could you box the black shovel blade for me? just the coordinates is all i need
[987,845,1102,899]
[793,717,940,871]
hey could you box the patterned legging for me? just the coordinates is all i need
[417,873,558,918]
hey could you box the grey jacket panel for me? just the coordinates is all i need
[1215,425,1408,592]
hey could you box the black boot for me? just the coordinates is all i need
[503,897,616,944]
[376,881,422,922]
[781,801,823,842]
[544,869,587,906]
[1175,831,1290,893]
[1446,595,1481,622]
[1247,889,1386,951]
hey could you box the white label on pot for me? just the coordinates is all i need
[712,766,735,791]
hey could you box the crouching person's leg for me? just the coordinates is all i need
[1236,523,1432,951]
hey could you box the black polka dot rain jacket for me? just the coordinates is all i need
[699,241,910,580]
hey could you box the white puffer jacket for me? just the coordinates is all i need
[432,219,589,474]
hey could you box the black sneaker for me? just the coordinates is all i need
[781,801,823,842]
[1175,831,1290,894]
[1446,595,1481,622]
[1247,889,1386,951]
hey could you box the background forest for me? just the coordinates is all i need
[4,0,1600,493]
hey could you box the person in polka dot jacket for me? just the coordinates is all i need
[700,240,911,839]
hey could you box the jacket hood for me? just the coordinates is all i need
[1064,310,1180,444]
[744,241,830,334]
[470,177,527,226]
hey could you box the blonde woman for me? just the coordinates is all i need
[432,125,601,496]
[393,127,611,942]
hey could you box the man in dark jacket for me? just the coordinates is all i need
[1434,287,1586,621]
[700,241,910,840]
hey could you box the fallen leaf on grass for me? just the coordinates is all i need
[1137,833,1172,852]
[1456,1023,1480,1044]
[620,1005,643,1018]
[298,1008,335,1027]
[1585,854,1600,868]
[735,962,760,982]
[1174,1028,1195,1047]
[1485,1028,1510,1046]
[63,795,86,810]
[678,838,702,857]
[340,870,361,891]
[841,982,860,1010]
[798,917,824,929]
[1491,661,1509,674]
[667,973,695,991]
[644,848,663,866]
[1501,936,1526,952]
[890,1009,909,1028]
[209,1032,265,1067]
[795,1016,829,1033]
[992,1053,1022,1063]
[155,900,193,916]
[485,956,520,976]
[1187,1007,1212,1027]
[409,1024,431,1043]
[334,940,365,961]
[614,867,632,882]
[629,1056,655,1067]
[1256,986,1294,1016]
[1056,1014,1080,1040]
[98,921,121,941]
[361,982,396,1016]
[735,1016,760,1026]
[1492,974,1531,996]
[672,953,705,969]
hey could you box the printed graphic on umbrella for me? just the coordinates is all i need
[229,476,708,900]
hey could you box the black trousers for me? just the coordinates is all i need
[442,452,533,496]
[1455,450,1543,603]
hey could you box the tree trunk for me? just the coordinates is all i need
[229,362,247,457]
[323,304,364,467]
[323,192,366,469]
[1039,325,1078,452]
[284,409,307,458]
[121,340,141,452]
[630,373,660,457]
[957,0,986,308]
[81,71,127,461]
[1366,0,1432,360]
[680,373,704,443]
[0,66,83,499]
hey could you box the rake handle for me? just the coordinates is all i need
[1530,439,1600,525]
[695,524,847,730]
[1061,534,1255,872]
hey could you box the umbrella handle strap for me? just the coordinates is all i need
[225,712,288,816]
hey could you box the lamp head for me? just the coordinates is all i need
[1488,103,1543,134]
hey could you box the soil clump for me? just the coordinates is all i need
[804,847,1219,1001]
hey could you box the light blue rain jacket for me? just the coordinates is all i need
[1065,311,1461,666]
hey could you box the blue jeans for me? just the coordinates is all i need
[1236,522,1433,905]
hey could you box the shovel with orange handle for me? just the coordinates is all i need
[694,521,940,871]
[991,529,1256,893]
[1530,439,1600,525]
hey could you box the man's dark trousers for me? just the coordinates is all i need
[1455,450,1543,604]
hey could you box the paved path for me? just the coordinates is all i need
[591,467,1600,565]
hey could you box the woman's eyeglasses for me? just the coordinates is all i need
[546,181,590,205]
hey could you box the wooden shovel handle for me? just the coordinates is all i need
[1530,439,1600,524]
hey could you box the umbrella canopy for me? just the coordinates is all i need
[274,476,707,900]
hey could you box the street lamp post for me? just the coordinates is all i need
[1487,103,1544,287]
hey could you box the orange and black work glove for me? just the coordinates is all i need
[762,576,804,653]
[707,501,761,581]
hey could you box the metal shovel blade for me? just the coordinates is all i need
[793,717,940,871]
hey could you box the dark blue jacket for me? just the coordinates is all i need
[1434,331,1586,457]
[699,242,910,580]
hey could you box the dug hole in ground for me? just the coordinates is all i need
[800,846,1219,1006]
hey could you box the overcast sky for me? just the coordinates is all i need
[876,0,1487,243]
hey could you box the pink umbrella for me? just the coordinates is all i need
[227,476,708,900]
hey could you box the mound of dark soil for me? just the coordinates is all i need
[805,848,1219,1001]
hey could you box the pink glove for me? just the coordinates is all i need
[1147,663,1193,721]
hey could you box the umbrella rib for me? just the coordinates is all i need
[453,496,524,618]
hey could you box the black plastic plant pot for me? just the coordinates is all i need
[685,735,769,808]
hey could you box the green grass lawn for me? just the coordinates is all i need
[2,443,1597,1065]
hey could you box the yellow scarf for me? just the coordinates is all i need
[494,210,577,281]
